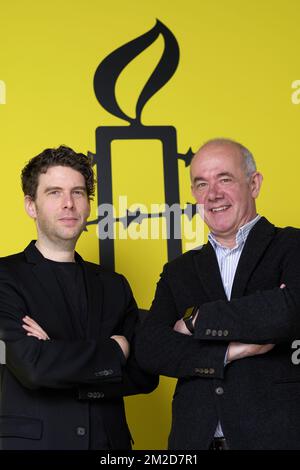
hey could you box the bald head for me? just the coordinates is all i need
[190,138,257,183]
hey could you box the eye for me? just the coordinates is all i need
[194,181,208,191]
[220,178,232,184]
[48,190,60,196]
[72,190,85,197]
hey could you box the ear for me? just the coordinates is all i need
[250,172,263,199]
[24,195,37,219]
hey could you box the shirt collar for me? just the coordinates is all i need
[208,214,261,250]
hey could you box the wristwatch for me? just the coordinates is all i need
[183,306,199,334]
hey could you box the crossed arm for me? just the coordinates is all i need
[0,266,158,394]
[22,316,130,360]
[135,254,300,380]
[172,283,286,362]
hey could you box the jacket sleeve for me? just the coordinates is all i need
[135,264,228,380]
[0,266,149,391]
[77,276,159,400]
[194,235,300,344]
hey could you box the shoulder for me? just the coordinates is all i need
[0,252,28,291]
[0,251,25,273]
[273,225,300,246]
[161,245,205,276]
[276,225,300,236]
[253,220,300,256]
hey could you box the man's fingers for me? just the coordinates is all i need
[280,283,286,289]
[173,319,192,335]
[27,331,48,341]
[23,316,39,326]
[23,324,45,336]
[22,317,50,340]
[22,324,37,332]
[27,333,43,340]
[22,324,49,340]
[228,342,275,362]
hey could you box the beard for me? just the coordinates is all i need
[36,214,86,246]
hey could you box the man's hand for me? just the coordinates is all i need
[110,335,130,360]
[22,316,50,340]
[173,310,199,336]
[227,342,274,362]
[173,319,193,335]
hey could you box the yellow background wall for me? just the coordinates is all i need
[1,0,300,449]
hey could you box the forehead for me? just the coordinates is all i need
[191,144,244,178]
[37,165,85,188]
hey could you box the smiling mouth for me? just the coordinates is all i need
[210,205,231,213]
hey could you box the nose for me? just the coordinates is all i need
[62,193,74,209]
[207,182,223,202]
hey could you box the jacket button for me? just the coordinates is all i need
[94,369,114,377]
[87,391,105,399]
[205,329,211,335]
[76,426,86,436]
[215,387,224,395]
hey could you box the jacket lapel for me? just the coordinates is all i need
[231,217,276,298]
[193,242,227,301]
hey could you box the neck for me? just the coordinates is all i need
[212,234,237,249]
[211,214,258,249]
[35,238,76,262]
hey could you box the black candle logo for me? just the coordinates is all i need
[89,20,195,269]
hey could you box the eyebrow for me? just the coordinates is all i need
[193,172,234,183]
[44,186,87,193]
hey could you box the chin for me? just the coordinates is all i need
[211,223,234,236]
[58,229,81,241]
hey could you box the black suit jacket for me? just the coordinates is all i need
[0,241,158,450]
[136,217,300,450]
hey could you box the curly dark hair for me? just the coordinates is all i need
[21,145,95,199]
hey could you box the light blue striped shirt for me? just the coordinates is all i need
[208,214,261,437]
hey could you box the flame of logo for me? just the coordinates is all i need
[94,20,179,125]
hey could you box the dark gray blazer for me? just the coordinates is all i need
[136,217,300,450]
[0,241,158,449]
